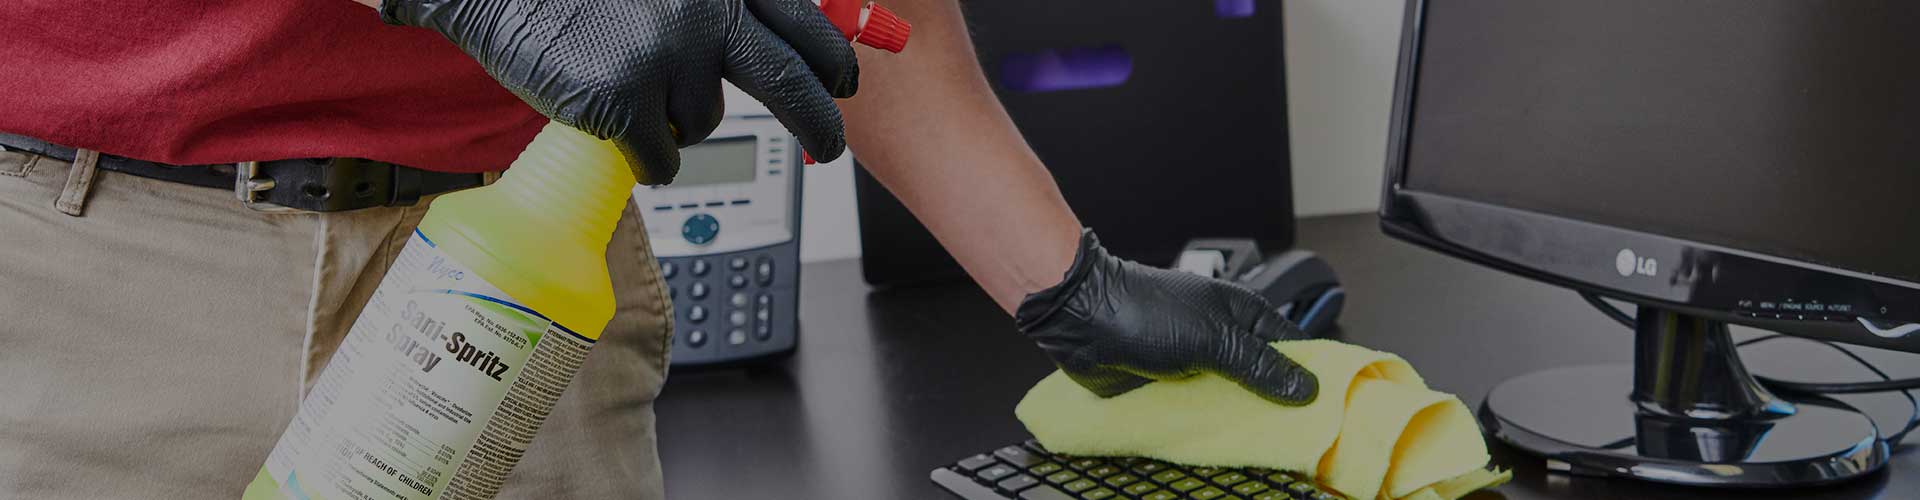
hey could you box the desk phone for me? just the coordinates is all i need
[634,115,800,367]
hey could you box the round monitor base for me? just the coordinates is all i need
[1480,364,1889,488]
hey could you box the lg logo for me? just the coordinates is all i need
[1616,248,1657,278]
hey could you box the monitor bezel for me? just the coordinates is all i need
[1378,0,1920,354]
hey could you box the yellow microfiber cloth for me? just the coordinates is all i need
[1014,340,1508,500]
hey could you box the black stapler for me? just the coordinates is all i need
[1175,238,1345,337]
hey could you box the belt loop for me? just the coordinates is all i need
[55,148,101,217]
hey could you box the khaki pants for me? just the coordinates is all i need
[0,147,671,499]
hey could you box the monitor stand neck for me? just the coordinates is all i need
[1630,308,1792,420]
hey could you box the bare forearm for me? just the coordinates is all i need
[839,0,1081,314]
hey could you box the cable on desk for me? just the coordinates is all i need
[1735,334,1920,449]
[1578,291,1920,450]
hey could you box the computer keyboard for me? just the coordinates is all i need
[931,440,1348,500]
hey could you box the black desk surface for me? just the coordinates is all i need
[657,214,1918,499]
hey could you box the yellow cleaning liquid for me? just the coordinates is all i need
[242,122,634,500]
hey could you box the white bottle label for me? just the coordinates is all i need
[260,229,594,500]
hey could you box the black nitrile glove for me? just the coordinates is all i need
[381,0,857,185]
[1016,230,1319,406]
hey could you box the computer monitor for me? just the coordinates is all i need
[1379,0,1919,488]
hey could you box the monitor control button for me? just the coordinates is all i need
[728,329,748,345]
[729,274,748,289]
[690,258,711,277]
[729,256,749,270]
[756,293,773,307]
[659,261,677,279]
[689,282,709,300]
[754,322,772,341]
[687,330,707,347]
[682,214,720,246]
[730,292,749,308]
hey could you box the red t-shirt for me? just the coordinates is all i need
[0,1,547,173]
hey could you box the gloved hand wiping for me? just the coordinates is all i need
[1016,229,1320,406]
[381,0,858,184]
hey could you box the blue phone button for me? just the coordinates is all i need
[682,214,720,245]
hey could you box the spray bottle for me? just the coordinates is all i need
[241,5,905,499]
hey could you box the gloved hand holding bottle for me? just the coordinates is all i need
[1016,230,1320,406]
[377,0,861,184]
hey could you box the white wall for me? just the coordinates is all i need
[1284,0,1406,216]
[794,0,1410,261]
[797,155,861,262]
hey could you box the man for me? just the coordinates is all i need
[0,0,1317,498]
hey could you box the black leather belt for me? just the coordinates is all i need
[0,133,485,212]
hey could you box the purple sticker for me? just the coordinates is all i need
[998,46,1133,93]
[1216,0,1255,19]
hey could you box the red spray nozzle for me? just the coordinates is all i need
[806,0,907,165]
[817,0,911,53]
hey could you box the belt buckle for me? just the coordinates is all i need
[233,161,302,213]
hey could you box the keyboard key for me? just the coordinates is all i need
[1124,482,1161,496]
[997,474,1039,492]
[1133,462,1168,475]
[956,454,995,471]
[1149,470,1187,484]
[1210,472,1248,487]
[1086,465,1120,478]
[1311,493,1341,500]
[1068,458,1104,471]
[1169,478,1206,492]
[995,446,1045,468]
[1189,486,1229,499]
[1113,457,1144,466]
[1044,471,1080,485]
[1190,467,1222,477]
[1063,479,1098,493]
[1287,482,1316,495]
[1016,485,1075,500]
[1023,439,1049,454]
[1231,481,1269,496]
[1142,491,1180,500]
[1082,487,1117,500]
[978,465,1017,482]
[1264,472,1297,485]
[1028,462,1063,476]
[1103,474,1139,488]
[1251,492,1287,500]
